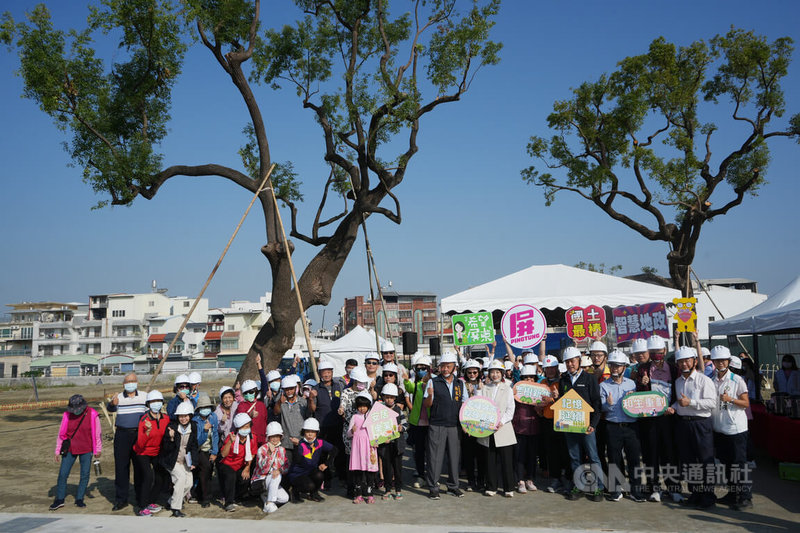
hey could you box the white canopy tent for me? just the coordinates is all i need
[317,325,386,377]
[709,275,800,336]
[441,264,681,314]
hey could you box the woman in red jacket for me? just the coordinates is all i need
[133,390,170,516]
[50,395,102,511]
[218,412,258,512]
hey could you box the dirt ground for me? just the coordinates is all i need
[1,382,798,531]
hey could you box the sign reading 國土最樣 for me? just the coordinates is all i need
[513,381,552,405]
[365,401,400,446]
[621,391,668,418]
[451,312,495,346]
[500,304,547,349]
[459,396,500,438]
[551,388,594,434]
[565,305,607,341]
[612,302,669,342]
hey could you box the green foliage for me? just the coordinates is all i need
[574,262,622,275]
[640,265,658,275]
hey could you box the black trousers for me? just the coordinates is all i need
[637,415,680,493]
[134,454,167,509]
[350,470,376,497]
[676,417,715,505]
[461,433,485,488]
[595,419,608,472]
[484,438,515,493]
[514,433,538,482]
[192,450,213,504]
[606,422,643,494]
[291,468,325,495]
[378,442,403,492]
[540,420,567,479]
[320,424,346,483]
[714,431,751,502]
[113,427,139,505]
[408,424,428,479]
[217,463,249,505]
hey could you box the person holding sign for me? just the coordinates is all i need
[477,360,517,497]
[512,365,540,494]
[600,350,645,503]
[537,355,569,494]
[559,347,604,502]
[423,352,467,500]
[460,359,486,492]
[377,383,408,500]
[404,353,432,490]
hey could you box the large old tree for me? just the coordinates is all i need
[523,29,799,294]
[2,0,501,379]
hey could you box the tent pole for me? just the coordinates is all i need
[752,333,761,401]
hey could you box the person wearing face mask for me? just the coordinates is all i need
[337,366,370,497]
[262,369,283,423]
[160,401,199,517]
[537,355,569,494]
[774,354,799,394]
[236,380,268,448]
[215,386,239,443]
[315,361,347,486]
[376,383,408,500]
[709,346,752,511]
[167,374,197,419]
[404,353,432,490]
[133,390,170,516]
[50,395,102,511]
[512,364,540,494]
[188,372,202,401]
[460,359,485,492]
[219,413,258,512]
[665,346,717,509]
[478,360,517,498]
[273,375,315,451]
[190,393,218,508]
[559,346,604,502]
[423,351,467,499]
[376,363,406,409]
[107,373,146,511]
[251,422,290,514]
[287,418,338,503]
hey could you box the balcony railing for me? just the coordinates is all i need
[0,349,32,357]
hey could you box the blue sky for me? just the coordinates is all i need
[1,1,799,332]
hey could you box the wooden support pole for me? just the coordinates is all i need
[147,165,275,391]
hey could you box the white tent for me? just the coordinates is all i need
[441,264,681,314]
[709,275,800,336]
[317,325,385,377]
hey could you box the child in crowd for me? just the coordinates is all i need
[251,422,290,514]
[274,375,315,452]
[133,390,170,516]
[348,391,379,503]
[377,384,407,500]
[160,401,198,517]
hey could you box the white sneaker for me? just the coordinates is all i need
[484,490,496,497]
[263,502,278,514]
[526,480,538,492]
[503,491,514,498]
[517,481,527,494]
[412,477,423,489]
[649,491,661,503]
[671,492,684,504]
[546,480,562,493]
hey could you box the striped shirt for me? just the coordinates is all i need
[108,391,147,429]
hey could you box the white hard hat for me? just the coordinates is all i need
[558,363,567,373]
[417,355,433,367]
[380,340,395,352]
[381,383,399,396]
[729,356,742,370]
[675,346,697,361]
[607,350,630,366]
[146,390,164,402]
[318,361,334,372]
[188,372,202,385]
[488,360,505,371]
[520,365,537,377]
[364,352,380,362]
[303,379,318,388]
[175,401,195,416]
[562,346,581,361]
[302,418,320,432]
[266,421,284,437]
[700,347,711,358]
[281,375,300,389]
[175,374,190,385]
[219,385,234,398]
[463,359,481,371]
[710,345,731,360]
[439,351,458,365]
[542,355,559,368]
[631,338,648,353]
[241,379,258,393]
[382,363,399,374]
[266,370,281,382]
[589,341,608,354]
[233,412,251,428]
[356,390,373,404]
[349,366,369,383]
[647,335,666,351]
[523,353,539,365]
[580,355,592,367]
[504,361,514,371]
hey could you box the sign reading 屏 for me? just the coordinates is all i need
[500,304,547,349]
[451,312,495,346]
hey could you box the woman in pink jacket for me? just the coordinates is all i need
[51,394,102,510]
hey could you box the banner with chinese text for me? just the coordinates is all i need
[612,302,669,343]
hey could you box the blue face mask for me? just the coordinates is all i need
[179,388,190,396]
[123,383,138,393]
[270,382,281,392]
[198,408,212,417]
[238,428,251,437]
[149,402,163,413]
[416,369,427,379]
[243,392,256,402]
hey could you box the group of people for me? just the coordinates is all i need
[50,336,766,515]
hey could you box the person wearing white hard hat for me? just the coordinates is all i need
[219,413,258,512]
[161,401,199,517]
[236,379,268,448]
[665,345,716,508]
[709,346,752,511]
[512,364,541,494]
[522,352,540,377]
[286,418,338,503]
[107,373,147,512]
[629,335,680,502]
[336,366,370,496]
[133,390,169,516]
[423,351,467,499]
[560,346,605,502]
[476,360,517,497]
[376,362,406,410]
[460,358,486,492]
[404,353,432,489]
[251,422,290,514]
[314,360,347,485]
[191,393,219,508]
[600,350,645,502]
[380,339,408,379]
[364,352,381,391]
[167,374,197,419]
[215,386,239,442]
[537,355,569,494]
[347,391,379,503]
[377,383,408,500]
[274,374,314,451]
[700,347,714,378]
[188,372,202,400]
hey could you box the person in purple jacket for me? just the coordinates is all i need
[286,418,337,503]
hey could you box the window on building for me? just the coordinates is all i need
[228,324,235,331]
[149,300,155,307]
[399,310,412,319]
[111,310,126,318]
[363,311,374,320]
[184,301,190,308]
